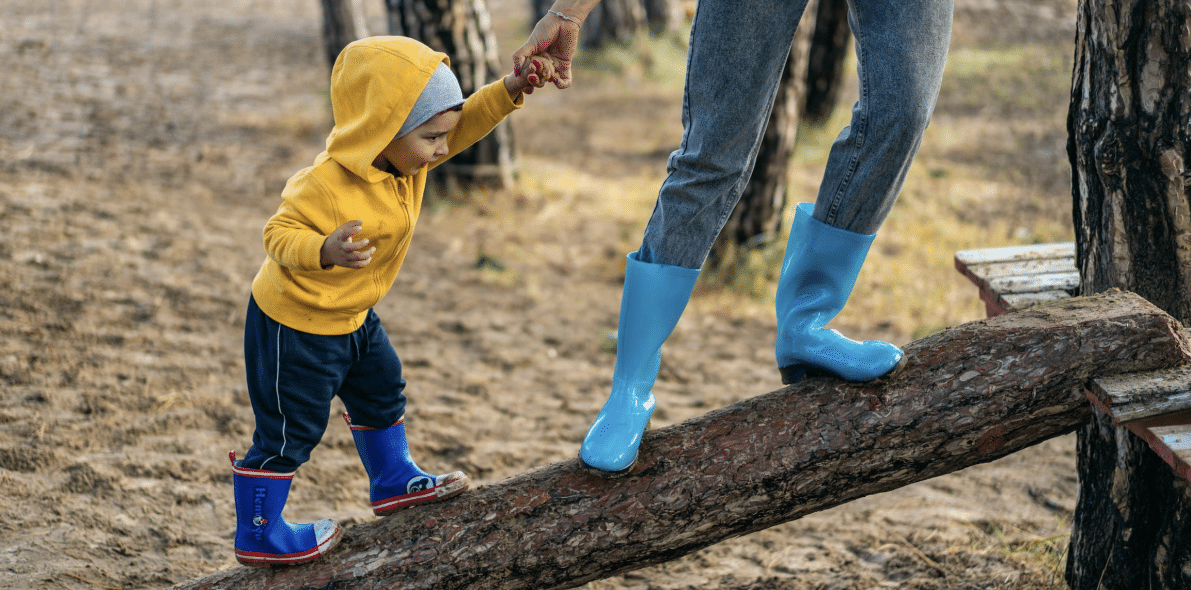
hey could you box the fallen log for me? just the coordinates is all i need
[176,290,1190,590]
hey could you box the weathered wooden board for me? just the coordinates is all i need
[958,244,1191,485]
[1084,353,1191,481]
[1142,424,1191,482]
[954,242,1079,317]
[1087,363,1191,424]
[954,242,1076,265]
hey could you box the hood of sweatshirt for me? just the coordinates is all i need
[325,36,449,185]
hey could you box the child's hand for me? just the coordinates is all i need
[504,56,556,99]
[512,9,581,90]
[320,220,375,269]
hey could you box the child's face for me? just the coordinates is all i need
[377,109,463,176]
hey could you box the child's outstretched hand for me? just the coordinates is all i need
[504,56,556,99]
[321,220,375,269]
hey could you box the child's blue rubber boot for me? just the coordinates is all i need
[344,413,469,515]
[775,202,904,384]
[230,452,342,567]
[580,251,699,474]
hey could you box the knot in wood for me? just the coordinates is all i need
[1095,130,1125,177]
[1158,148,1190,185]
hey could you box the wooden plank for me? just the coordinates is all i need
[961,257,1078,281]
[1084,391,1191,483]
[1000,290,1073,310]
[1087,364,1191,424]
[1130,423,1191,483]
[954,242,1079,317]
[954,242,1075,265]
[987,271,1080,295]
[1085,348,1191,483]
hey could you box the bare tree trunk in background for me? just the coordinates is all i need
[802,0,849,125]
[579,0,646,48]
[531,0,552,22]
[642,0,683,36]
[706,0,816,273]
[531,0,682,43]
[386,0,517,190]
[321,0,370,68]
[1066,0,1191,587]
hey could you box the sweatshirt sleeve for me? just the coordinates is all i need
[432,79,525,169]
[261,175,335,272]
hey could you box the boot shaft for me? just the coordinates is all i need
[230,451,295,542]
[344,413,434,497]
[778,202,875,310]
[613,251,700,387]
[774,203,902,383]
[344,413,469,514]
[229,451,342,566]
[579,252,699,474]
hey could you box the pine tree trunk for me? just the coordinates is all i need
[1066,0,1191,587]
[531,0,681,42]
[321,0,370,68]
[642,0,683,36]
[386,0,517,190]
[530,0,552,22]
[580,0,646,48]
[706,1,815,272]
[802,0,849,125]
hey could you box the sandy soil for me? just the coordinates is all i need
[0,0,1079,588]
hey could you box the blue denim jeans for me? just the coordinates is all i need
[240,296,407,472]
[637,0,954,269]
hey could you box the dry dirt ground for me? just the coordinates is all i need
[1,0,1081,588]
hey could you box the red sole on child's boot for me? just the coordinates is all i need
[235,524,344,568]
[373,471,470,516]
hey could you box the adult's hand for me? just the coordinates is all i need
[511,6,589,89]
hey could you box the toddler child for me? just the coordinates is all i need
[229,35,551,567]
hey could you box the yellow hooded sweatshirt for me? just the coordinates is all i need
[251,36,523,335]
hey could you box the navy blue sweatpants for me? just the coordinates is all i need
[240,296,407,472]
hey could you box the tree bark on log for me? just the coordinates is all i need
[175,291,1189,590]
[1066,0,1191,586]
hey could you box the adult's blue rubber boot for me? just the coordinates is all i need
[230,452,342,567]
[775,203,905,384]
[580,251,700,474]
[344,413,469,515]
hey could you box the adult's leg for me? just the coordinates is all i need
[637,0,811,269]
[813,0,954,232]
[774,0,953,383]
[581,0,811,473]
